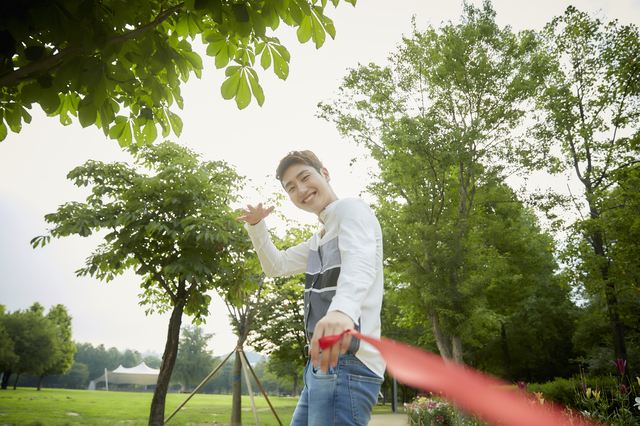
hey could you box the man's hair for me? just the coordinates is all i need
[275,150,324,184]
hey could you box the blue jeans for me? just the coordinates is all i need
[290,354,383,426]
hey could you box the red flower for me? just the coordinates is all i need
[437,416,444,423]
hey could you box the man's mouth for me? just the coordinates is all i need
[302,192,316,204]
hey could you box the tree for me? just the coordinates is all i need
[172,325,214,391]
[319,1,549,363]
[32,141,251,425]
[1,305,57,389]
[73,342,122,385]
[533,6,640,375]
[0,0,356,146]
[144,355,162,369]
[38,305,76,391]
[0,305,19,390]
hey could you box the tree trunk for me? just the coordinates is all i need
[230,353,243,426]
[451,335,464,364]
[590,210,630,376]
[13,373,20,390]
[37,375,44,391]
[292,372,298,397]
[501,323,512,383]
[426,309,452,359]
[1,371,11,389]
[148,302,184,426]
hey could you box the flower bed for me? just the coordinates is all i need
[405,395,454,426]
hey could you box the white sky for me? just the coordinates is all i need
[1,0,639,362]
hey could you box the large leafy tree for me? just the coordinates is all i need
[172,325,215,391]
[533,6,640,375]
[0,305,19,389]
[0,0,356,145]
[32,141,251,425]
[319,1,549,363]
[37,304,76,391]
[0,304,57,390]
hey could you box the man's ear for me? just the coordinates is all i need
[321,167,331,182]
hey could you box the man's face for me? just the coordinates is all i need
[282,163,337,216]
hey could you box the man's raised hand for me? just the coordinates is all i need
[236,203,275,226]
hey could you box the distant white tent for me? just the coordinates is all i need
[88,362,159,390]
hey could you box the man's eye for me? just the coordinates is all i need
[302,175,309,181]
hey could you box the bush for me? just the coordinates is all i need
[528,376,619,408]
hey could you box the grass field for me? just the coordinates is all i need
[0,388,297,426]
[0,388,397,425]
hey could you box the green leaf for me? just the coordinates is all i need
[24,45,45,61]
[247,70,265,107]
[176,16,189,38]
[236,73,251,109]
[20,82,40,104]
[117,120,133,147]
[297,15,312,44]
[273,44,291,62]
[0,122,6,141]
[310,12,326,48]
[225,65,241,77]
[220,70,241,100]
[109,116,128,140]
[296,0,312,17]
[215,46,230,69]
[40,89,61,115]
[36,73,53,89]
[143,120,158,142]
[78,101,98,128]
[272,52,289,80]
[168,111,183,137]
[260,47,272,70]
[182,51,203,70]
[232,4,250,22]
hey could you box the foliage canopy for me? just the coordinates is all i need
[0,0,356,146]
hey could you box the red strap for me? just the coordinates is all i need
[319,330,592,426]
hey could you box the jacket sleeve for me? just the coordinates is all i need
[327,199,380,325]
[245,220,310,277]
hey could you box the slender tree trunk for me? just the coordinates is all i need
[37,376,44,391]
[13,373,20,390]
[501,323,512,383]
[148,302,184,426]
[292,373,298,397]
[589,203,630,375]
[230,354,243,426]
[426,309,452,359]
[1,371,11,389]
[451,336,464,364]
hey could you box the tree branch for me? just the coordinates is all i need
[0,3,185,88]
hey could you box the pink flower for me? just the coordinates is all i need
[437,416,444,423]
[621,384,629,395]
[612,359,627,376]
[516,381,529,392]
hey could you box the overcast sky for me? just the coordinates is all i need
[1,0,639,364]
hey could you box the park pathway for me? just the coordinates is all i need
[368,413,408,426]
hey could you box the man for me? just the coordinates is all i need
[237,150,384,426]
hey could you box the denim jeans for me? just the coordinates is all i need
[290,353,383,426]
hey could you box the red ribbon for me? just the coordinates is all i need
[319,330,592,426]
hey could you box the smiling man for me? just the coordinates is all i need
[237,150,384,426]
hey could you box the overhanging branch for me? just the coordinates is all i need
[0,3,185,88]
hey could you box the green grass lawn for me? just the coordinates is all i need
[0,388,399,425]
[0,388,298,426]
